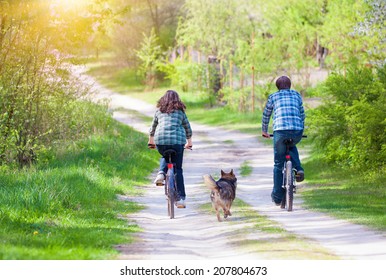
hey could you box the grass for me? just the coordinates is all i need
[85,59,145,93]
[240,161,253,177]
[301,155,386,231]
[0,119,159,259]
[200,199,338,259]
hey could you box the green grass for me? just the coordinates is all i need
[301,155,386,231]
[240,161,253,177]
[201,199,338,259]
[86,61,144,93]
[0,120,159,259]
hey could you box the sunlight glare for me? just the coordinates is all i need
[51,0,90,10]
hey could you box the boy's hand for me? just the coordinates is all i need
[262,132,271,138]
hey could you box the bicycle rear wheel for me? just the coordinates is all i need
[285,161,294,211]
[166,170,175,219]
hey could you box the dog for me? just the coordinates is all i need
[203,169,237,222]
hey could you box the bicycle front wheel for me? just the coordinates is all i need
[285,161,294,211]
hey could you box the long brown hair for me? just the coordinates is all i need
[157,90,186,113]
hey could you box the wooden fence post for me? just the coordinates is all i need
[229,61,233,89]
[251,66,255,112]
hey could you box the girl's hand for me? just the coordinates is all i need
[185,139,193,150]
[147,143,156,149]
[148,136,156,149]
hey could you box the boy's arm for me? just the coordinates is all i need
[262,97,273,134]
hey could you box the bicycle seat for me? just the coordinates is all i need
[162,149,177,158]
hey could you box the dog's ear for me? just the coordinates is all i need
[221,170,225,176]
[230,169,234,175]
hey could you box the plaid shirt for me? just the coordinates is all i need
[149,109,192,145]
[262,89,305,132]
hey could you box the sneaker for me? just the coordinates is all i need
[175,199,186,208]
[295,170,304,182]
[154,172,165,186]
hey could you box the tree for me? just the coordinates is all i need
[176,0,259,102]
[354,0,386,66]
[111,0,183,66]
[318,0,372,72]
[136,28,163,89]
[259,0,326,88]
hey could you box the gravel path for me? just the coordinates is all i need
[73,66,386,260]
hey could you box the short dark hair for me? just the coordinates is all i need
[276,76,291,90]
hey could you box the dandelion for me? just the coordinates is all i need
[33,231,39,235]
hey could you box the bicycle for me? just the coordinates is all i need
[148,144,191,219]
[264,134,307,212]
[162,148,180,219]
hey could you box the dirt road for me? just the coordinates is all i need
[74,66,386,260]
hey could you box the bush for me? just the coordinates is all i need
[309,65,386,175]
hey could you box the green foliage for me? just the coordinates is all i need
[262,0,325,71]
[136,28,163,89]
[308,64,386,174]
[157,59,207,92]
[319,0,372,70]
[177,0,253,58]
[354,0,386,66]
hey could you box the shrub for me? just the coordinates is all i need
[309,65,386,175]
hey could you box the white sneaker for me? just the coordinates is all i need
[175,199,186,208]
[154,172,165,186]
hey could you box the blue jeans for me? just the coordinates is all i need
[156,144,186,200]
[271,130,304,203]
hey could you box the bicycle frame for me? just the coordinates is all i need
[163,149,178,219]
[281,139,296,211]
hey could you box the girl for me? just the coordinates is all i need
[148,90,193,208]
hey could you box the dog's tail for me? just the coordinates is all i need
[203,174,218,191]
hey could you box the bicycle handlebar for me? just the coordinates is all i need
[147,143,193,150]
[262,134,307,138]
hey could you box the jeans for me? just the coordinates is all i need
[156,144,186,200]
[271,130,304,203]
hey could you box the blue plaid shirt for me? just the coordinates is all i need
[262,89,305,132]
[149,109,192,145]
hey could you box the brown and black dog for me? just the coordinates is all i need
[203,169,237,222]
